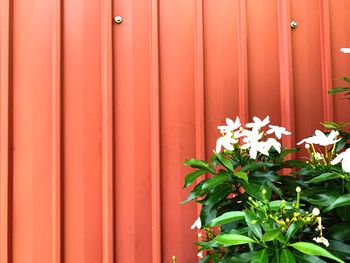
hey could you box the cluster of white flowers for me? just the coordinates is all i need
[298,130,350,172]
[215,116,291,159]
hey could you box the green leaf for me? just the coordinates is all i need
[240,181,262,200]
[327,239,350,259]
[306,173,341,184]
[280,160,308,168]
[262,228,281,242]
[289,242,344,263]
[322,121,341,129]
[250,170,279,181]
[328,87,350,94]
[280,249,296,263]
[329,223,350,241]
[302,192,337,207]
[180,181,205,204]
[234,171,248,183]
[286,221,304,242]
[292,251,327,263]
[335,138,347,153]
[324,193,350,212]
[183,170,207,188]
[245,210,262,238]
[228,252,257,263]
[200,184,232,206]
[251,249,268,263]
[271,254,279,263]
[278,148,299,160]
[202,173,230,191]
[267,180,283,198]
[336,206,350,222]
[199,255,211,263]
[200,204,217,225]
[340,76,350,83]
[269,200,293,210]
[184,159,214,174]
[212,234,256,246]
[206,211,245,227]
[214,152,234,172]
[241,162,274,172]
[228,227,249,235]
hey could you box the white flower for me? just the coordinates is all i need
[312,208,320,216]
[297,136,318,145]
[191,217,201,230]
[340,48,350,53]
[197,252,204,258]
[264,138,282,153]
[215,133,238,153]
[331,148,350,172]
[314,130,340,146]
[242,141,269,159]
[313,236,329,247]
[217,117,241,133]
[298,130,340,146]
[266,125,291,139]
[242,129,264,143]
[246,116,270,131]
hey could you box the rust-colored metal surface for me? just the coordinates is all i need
[1,0,350,262]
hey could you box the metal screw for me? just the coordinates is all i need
[290,20,298,29]
[114,16,123,24]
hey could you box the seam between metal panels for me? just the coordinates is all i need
[102,0,115,262]
[52,0,62,261]
[236,0,249,124]
[1,0,11,262]
[194,0,206,217]
[150,0,162,261]
[277,0,295,148]
[319,0,334,122]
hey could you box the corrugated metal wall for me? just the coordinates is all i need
[1,0,350,262]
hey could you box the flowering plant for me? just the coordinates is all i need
[182,115,350,262]
[182,117,301,225]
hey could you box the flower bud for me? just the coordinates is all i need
[312,208,320,216]
[296,186,301,193]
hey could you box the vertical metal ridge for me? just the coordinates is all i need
[150,0,161,261]
[236,0,249,124]
[0,0,10,262]
[194,0,206,216]
[52,0,62,262]
[319,0,334,122]
[194,0,205,162]
[1,0,10,262]
[277,0,295,148]
[101,0,114,262]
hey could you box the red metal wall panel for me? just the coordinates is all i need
[1,0,350,262]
